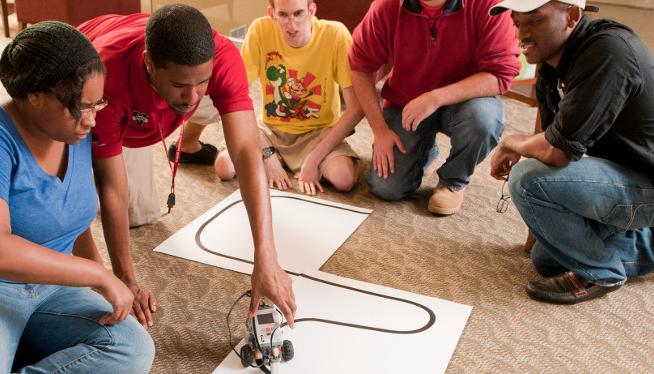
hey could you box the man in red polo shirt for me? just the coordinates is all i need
[79,5,296,329]
[349,0,520,215]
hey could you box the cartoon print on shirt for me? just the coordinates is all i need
[266,64,291,117]
[264,52,322,121]
[284,77,319,120]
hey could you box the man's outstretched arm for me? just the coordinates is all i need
[221,109,297,327]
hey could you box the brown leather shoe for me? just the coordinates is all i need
[427,185,464,215]
[526,271,622,304]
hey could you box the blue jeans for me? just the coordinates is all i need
[508,158,654,286]
[367,97,504,200]
[0,283,155,373]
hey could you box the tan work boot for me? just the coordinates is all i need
[428,185,465,215]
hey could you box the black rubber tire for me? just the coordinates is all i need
[240,345,254,367]
[282,340,294,361]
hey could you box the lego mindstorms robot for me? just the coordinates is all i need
[239,301,294,374]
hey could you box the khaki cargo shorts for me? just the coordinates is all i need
[260,125,358,176]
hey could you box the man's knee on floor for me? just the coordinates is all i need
[324,158,357,192]
[367,172,412,201]
[329,172,355,192]
[214,150,236,181]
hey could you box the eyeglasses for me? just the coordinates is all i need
[80,98,108,115]
[496,178,511,214]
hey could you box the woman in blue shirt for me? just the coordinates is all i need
[0,22,154,373]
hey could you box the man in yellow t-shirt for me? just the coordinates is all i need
[214,0,363,195]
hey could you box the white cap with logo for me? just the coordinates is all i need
[489,0,599,16]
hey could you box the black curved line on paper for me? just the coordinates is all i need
[195,194,436,334]
[194,195,369,270]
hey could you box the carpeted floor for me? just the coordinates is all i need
[86,91,654,373]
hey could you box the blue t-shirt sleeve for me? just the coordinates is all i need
[0,127,16,202]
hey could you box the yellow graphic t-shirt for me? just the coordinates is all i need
[241,16,353,134]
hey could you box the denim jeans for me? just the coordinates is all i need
[508,157,654,286]
[0,283,155,373]
[367,96,504,200]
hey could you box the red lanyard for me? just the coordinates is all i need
[158,119,185,213]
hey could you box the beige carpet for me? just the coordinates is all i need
[83,93,654,373]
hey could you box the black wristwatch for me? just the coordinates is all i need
[262,146,276,160]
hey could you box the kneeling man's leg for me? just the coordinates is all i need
[429,97,503,215]
[367,108,439,201]
[509,158,654,303]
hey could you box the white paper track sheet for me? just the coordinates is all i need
[214,270,472,374]
[153,189,372,275]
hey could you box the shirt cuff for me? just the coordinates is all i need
[544,124,586,161]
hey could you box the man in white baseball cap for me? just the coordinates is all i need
[489,0,654,305]
[489,0,598,16]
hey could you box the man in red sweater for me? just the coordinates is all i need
[349,0,520,215]
[79,5,296,329]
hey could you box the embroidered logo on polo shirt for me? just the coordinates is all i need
[131,111,150,127]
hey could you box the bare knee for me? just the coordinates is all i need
[324,156,356,192]
[330,173,355,192]
[214,150,236,180]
